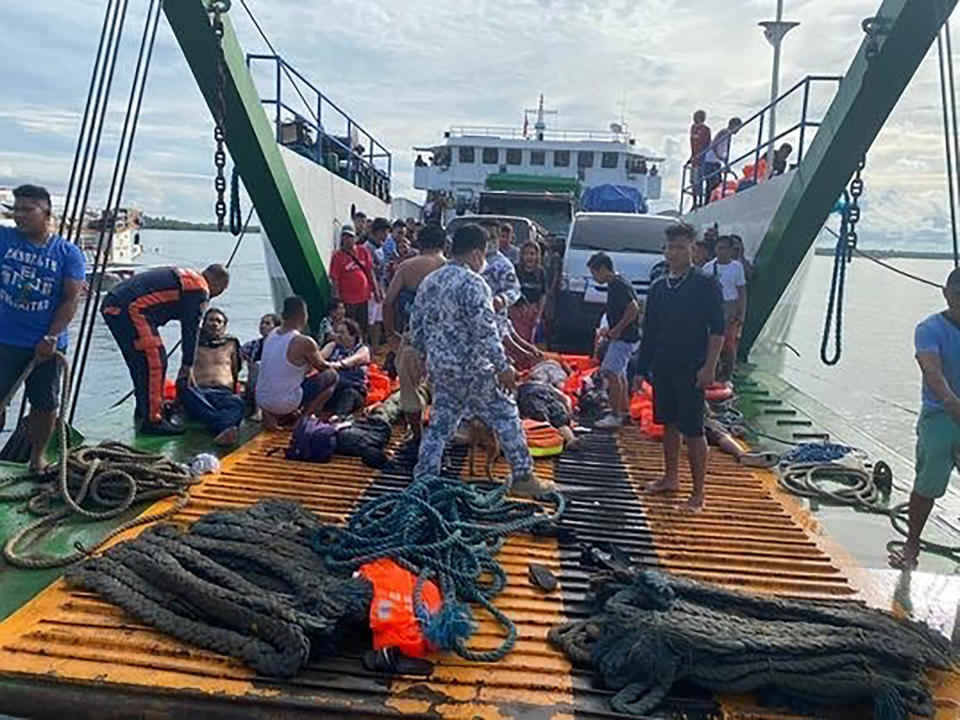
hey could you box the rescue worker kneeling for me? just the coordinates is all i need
[101,264,229,435]
[408,224,555,499]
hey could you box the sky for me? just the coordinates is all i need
[0,0,957,250]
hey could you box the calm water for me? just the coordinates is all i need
[29,230,957,465]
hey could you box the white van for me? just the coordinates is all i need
[552,212,675,352]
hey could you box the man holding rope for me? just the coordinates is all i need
[0,185,85,473]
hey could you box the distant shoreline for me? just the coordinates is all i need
[814,247,958,260]
[141,215,260,233]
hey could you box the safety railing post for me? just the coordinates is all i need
[798,76,811,164]
[756,111,765,173]
[679,163,687,213]
[275,58,281,144]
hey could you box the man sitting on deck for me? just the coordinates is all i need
[637,222,725,514]
[177,307,245,446]
[101,264,230,435]
[409,224,553,498]
[890,268,960,570]
[256,295,336,429]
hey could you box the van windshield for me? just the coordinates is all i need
[569,216,670,254]
[447,217,530,244]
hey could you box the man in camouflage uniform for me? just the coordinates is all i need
[478,219,521,337]
[409,224,554,498]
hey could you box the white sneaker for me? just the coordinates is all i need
[594,415,623,429]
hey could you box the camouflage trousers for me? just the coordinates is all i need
[414,372,533,479]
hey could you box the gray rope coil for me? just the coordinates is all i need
[65,500,372,678]
[1,353,199,568]
[548,568,954,719]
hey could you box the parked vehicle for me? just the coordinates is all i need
[552,212,674,352]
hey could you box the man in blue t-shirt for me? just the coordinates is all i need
[890,268,960,570]
[0,184,85,472]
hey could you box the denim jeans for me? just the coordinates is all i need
[177,382,245,435]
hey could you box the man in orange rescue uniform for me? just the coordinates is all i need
[101,264,230,434]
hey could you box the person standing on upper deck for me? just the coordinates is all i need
[638,222,725,514]
[688,110,712,208]
[703,117,742,200]
[409,224,553,498]
[890,269,960,570]
[0,184,85,473]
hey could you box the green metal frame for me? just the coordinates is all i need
[743,0,958,355]
[163,1,330,320]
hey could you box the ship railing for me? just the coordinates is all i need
[447,125,632,143]
[247,54,392,202]
[679,74,842,213]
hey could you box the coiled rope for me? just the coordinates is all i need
[66,500,371,678]
[317,475,565,662]
[549,568,954,719]
[1,353,198,568]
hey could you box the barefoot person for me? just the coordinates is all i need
[256,295,337,429]
[0,184,85,472]
[890,268,960,570]
[177,308,245,445]
[637,222,725,513]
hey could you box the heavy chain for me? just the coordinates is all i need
[209,1,231,231]
[843,155,865,258]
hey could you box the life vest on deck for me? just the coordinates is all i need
[523,419,564,457]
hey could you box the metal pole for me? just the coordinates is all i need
[798,77,811,163]
[766,0,783,177]
[939,31,959,266]
[946,20,960,267]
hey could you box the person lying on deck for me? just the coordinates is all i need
[177,307,245,446]
[256,295,334,429]
[516,380,582,451]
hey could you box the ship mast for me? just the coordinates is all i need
[760,1,799,175]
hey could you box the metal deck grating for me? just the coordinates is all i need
[0,425,951,718]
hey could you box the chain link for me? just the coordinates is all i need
[210,4,229,232]
[844,155,866,256]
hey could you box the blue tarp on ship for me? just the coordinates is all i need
[580,184,648,214]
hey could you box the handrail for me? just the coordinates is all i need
[680,74,841,212]
[246,53,391,200]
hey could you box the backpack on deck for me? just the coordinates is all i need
[285,416,338,463]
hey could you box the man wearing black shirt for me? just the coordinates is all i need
[587,252,640,428]
[637,222,725,513]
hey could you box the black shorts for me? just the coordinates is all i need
[0,343,62,412]
[652,367,704,438]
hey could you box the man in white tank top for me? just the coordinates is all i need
[256,296,337,429]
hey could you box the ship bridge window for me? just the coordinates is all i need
[554,150,570,167]
[601,152,619,169]
[578,151,595,168]
[506,148,522,165]
[482,147,499,164]
[458,146,475,164]
[530,150,545,166]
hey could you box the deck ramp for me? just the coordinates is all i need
[0,426,952,719]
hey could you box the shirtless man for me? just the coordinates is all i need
[177,308,245,445]
[383,223,447,439]
[256,295,337,429]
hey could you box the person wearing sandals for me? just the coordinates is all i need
[890,268,960,570]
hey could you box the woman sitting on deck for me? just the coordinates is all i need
[319,319,371,417]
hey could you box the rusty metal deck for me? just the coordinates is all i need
[0,426,955,719]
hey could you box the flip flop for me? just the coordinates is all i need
[887,543,919,571]
[738,452,780,469]
[528,563,558,592]
[363,647,433,676]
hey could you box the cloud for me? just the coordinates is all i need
[0,0,955,249]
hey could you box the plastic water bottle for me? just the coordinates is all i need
[190,453,220,476]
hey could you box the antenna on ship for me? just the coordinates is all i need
[524,94,557,141]
[760,0,799,175]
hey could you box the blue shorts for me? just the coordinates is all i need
[601,339,639,378]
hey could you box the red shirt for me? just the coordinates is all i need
[330,244,373,304]
[690,123,712,165]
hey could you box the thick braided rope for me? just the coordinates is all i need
[548,569,955,719]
